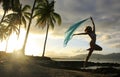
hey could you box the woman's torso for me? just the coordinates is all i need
[88,32,96,43]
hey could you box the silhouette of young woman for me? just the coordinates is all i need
[73,17,102,67]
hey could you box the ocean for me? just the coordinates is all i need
[52,58,120,64]
[52,58,120,69]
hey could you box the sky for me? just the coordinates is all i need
[0,0,120,57]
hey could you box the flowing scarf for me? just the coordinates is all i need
[64,18,89,47]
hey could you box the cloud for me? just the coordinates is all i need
[45,48,87,58]
[20,0,33,6]
[98,31,120,49]
[111,43,120,48]
[22,0,120,54]
[99,34,112,43]
[56,0,120,21]
[0,0,120,54]
[55,0,120,35]
[0,9,4,16]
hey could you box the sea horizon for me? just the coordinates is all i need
[52,58,120,64]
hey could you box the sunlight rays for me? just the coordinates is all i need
[1,29,26,52]
[0,28,43,56]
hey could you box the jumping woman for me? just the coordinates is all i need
[73,17,102,67]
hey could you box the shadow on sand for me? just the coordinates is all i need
[0,52,120,77]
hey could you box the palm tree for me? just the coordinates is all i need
[34,0,61,57]
[0,0,21,36]
[3,4,30,53]
[0,24,9,52]
[0,19,19,52]
[0,0,11,23]
[0,24,8,40]
[22,0,43,55]
[17,4,31,54]
[3,4,30,27]
[2,11,21,40]
[22,0,37,55]
[0,0,21,52]
[0,0,20,24]
[22,0,45,54]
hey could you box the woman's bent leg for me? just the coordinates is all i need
[95,44,102,51]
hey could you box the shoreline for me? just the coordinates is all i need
[52,58,120,64]
[0,55,120,77]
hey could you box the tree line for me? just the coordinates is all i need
[0,0,62,57]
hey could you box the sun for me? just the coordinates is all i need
[5,29,26,52]
[0,28,43,56]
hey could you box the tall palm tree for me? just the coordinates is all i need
[3,4,30,53]
[34,0,61,57]
[0,0,20,49]
[17,4,31,54]
[22,0,45,54]
[22,0,43,55]
[22,0,37,55]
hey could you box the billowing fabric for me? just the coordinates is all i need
[64,18,89,47]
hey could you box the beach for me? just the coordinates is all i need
[0,54,120,77]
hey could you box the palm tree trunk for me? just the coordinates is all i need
[0,10,6,24]
[5,36,10,52]
[1,10,7,52]
[22,0,37,55]
[42,24,49,57]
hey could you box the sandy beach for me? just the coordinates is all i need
[0,54,120,77]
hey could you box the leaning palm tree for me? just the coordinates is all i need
[0,24,9,52]
[0,0,20,24]
[0,0,12,23]
[22,0,43,54]
[17,4,31,54]
[1,13,22,52]
[0,18,19,52]
[0,0,21,52]
[22,0,37,55]
[3,4,30,53]
[4,4,30,29]
[34,0,61,57]
[0,24,8,40]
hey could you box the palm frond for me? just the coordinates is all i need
[36,16,46,26]
[22,5,31,12]
[22,16,26,28]
[53,12,61,25]
[49,18,54,29]
[24,15,30,21]
[35,0,62,30]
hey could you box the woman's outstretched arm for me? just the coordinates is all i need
[73,33,87,36]
[90,17,96,33]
